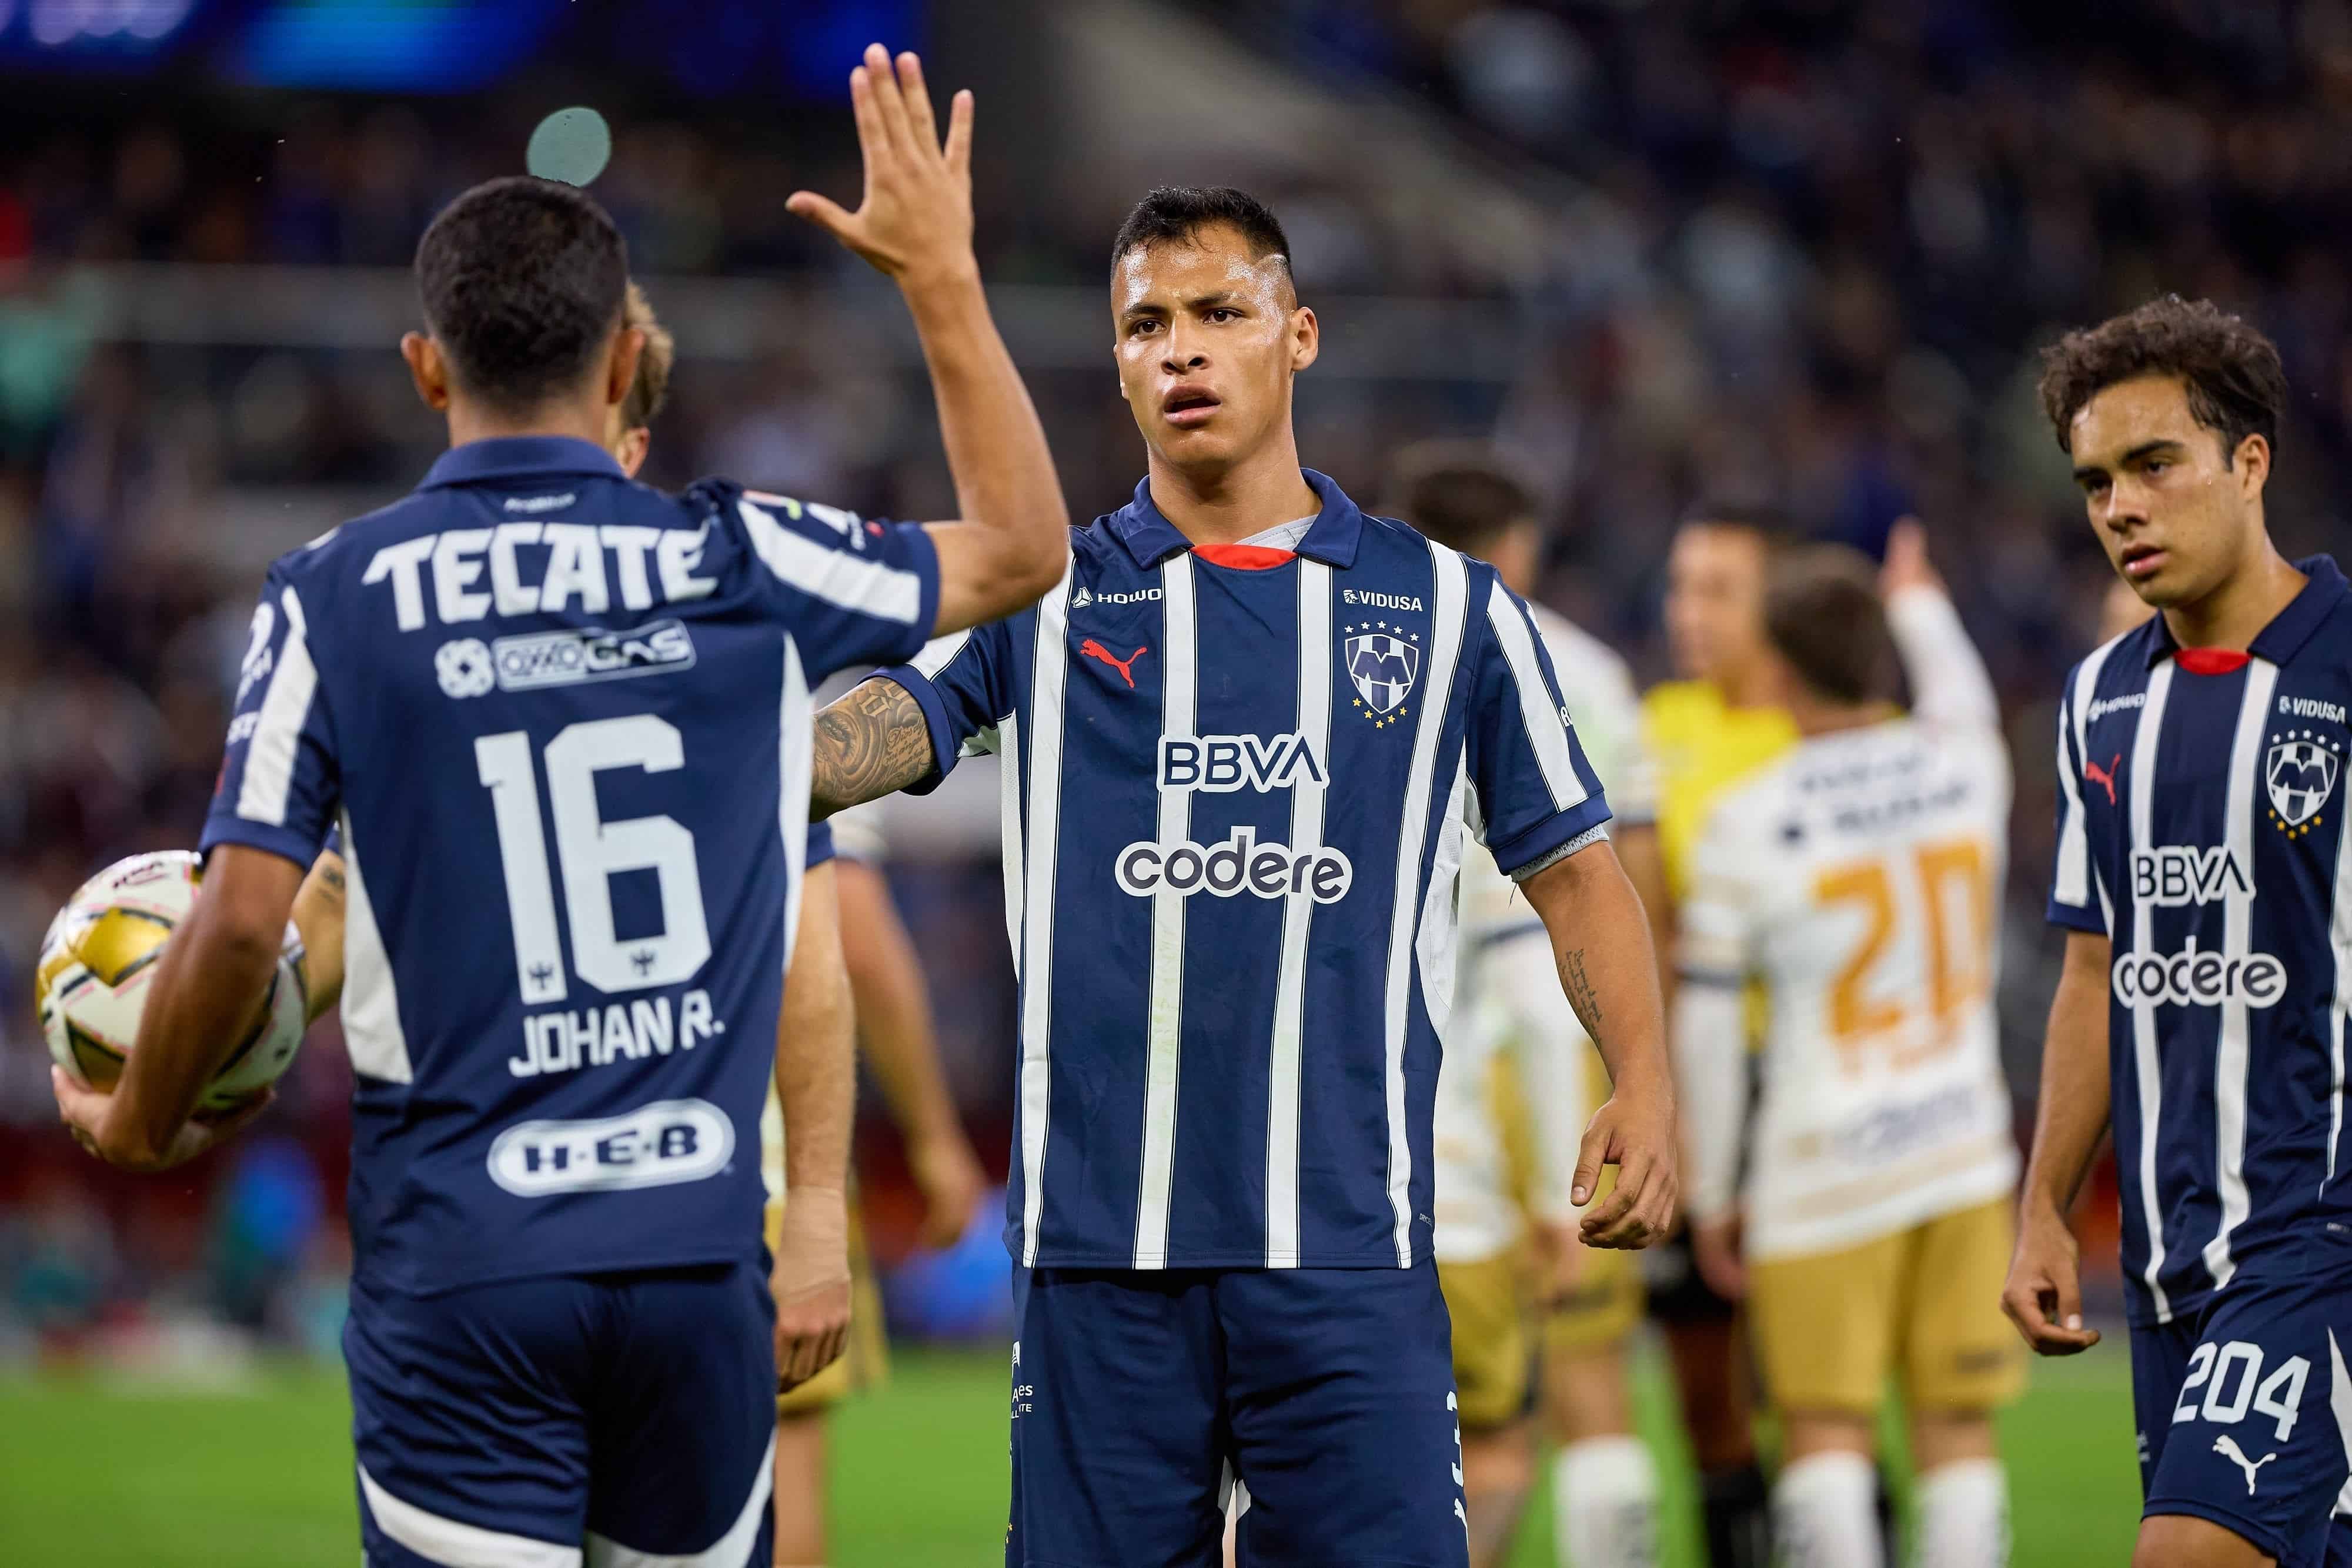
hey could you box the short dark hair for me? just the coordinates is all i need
[415,176,629,411]
[2037,296,2287,460]
[1110,186,1292,283]
[1764,544,1896,707]
[1382,440,1536,557]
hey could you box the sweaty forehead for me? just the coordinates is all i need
[1112,231,1292,314]
[2072,374,2206,462]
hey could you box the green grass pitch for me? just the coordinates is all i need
[0,1339,2140,1564]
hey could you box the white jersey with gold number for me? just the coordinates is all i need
[1676,586,2017,1261]
[1434,604,1656,1263]
[763,801,891,1203]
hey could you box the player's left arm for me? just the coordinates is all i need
[773,856,857,1391]
[289,844,347,1024]
[52,846,299,1171]
[1517,844,1678,1249]
[1466,576,1676,1248]
[836,856,985,1249]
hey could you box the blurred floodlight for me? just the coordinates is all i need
[526,107,613,188]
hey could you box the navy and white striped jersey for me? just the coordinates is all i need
[880,470,1611,1271]
[201,436,940,1295]
[2049,556,2352,1326]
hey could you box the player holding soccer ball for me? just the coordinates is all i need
[808,185,1679,1565]
[2010,297,2352,1567]
[52,45,1066,1567]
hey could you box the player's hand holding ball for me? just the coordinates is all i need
[787,44,975,287]
[1571,1074,1681,1250]
[772,1183,854,1391]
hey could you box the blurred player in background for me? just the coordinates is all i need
[2012,299,2352,1567]
[808,184,1679,1565]
[52,46,1071,1564]
[1642,504,1800,1567]
[1678,525,2021,1568]
[1389,444,1670,1568]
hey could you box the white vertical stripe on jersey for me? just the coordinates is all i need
[1134,555,1198,1269]
[911,627,973,678]
[336,810,414,1085]
[1382,544,1472,1265]
[1017,570,1074,1266]
[2127,659,2176,1319]
[2203,658,2276,1288]
[1264,560,1333,1267]
[778,637,812,977]
[1484,589,1588,812]
[238,586,319,827]
[2330,1332,2352,1487]
[2330,790,2352,1196]
[738,499,926,623]
[998,711,1025,981]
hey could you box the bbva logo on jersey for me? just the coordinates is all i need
[1158,733,1326,793]
[2130,847,2253,907]
[486,1098,734,1198]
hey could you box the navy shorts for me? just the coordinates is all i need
[2130,1267,2352,1566]
[346,1260,776,1567]
[1007,1262,1469,1568]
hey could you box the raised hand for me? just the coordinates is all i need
[787,44,975,285]
[1879,516,1946,599]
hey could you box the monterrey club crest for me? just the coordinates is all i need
[1344,621,1422,728]
[2266,728,2344,837]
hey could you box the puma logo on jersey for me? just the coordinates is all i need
[2085,753,2121,805]
[2213,1436,2277,1495]
[1080,640,1147,688]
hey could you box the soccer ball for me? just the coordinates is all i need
[36,851,308,1112]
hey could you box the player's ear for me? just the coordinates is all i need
[400,332,450,412]
[603,326,646,413]
[2234,432,2270,500]
[1289,305,1319,374]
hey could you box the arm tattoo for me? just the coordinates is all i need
[1561,948,1605,1041]
[811,678,936,815]
[319,865,346,898]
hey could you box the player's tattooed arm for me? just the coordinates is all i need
[289,849,349,1025]
[1559,948,1604,1038]
[811,677,936,818]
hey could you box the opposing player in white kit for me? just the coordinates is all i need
[1676,526,2022,1568]
[1390,445,1671,1568]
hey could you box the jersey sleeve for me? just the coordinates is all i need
[1464,579,1612,877]
[2047,663,2108,934]
[726,487,942,681]
[874,619,1018,795]
[200,571,341,871]
[806,821,837,871]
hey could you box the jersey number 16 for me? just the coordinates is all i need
[475,714,711,1005]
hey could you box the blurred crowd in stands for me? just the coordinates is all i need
[6,0,2350,1339]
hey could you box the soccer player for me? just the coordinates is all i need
[1388,444,1670,1568]
[1642,504,1800,1566]
[53,46,1070,1566]
[1678,526,2021,1568]
[807,185,1680,1563]
[2007,296,2352,1568]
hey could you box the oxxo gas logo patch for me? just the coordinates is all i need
[2111,940,2287,1009]
[487,1098,734,1196]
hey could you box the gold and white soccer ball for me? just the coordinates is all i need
[36,850,308,1111]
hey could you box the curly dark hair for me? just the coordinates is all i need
[1110,186,1291,283]
[415,176,629,412]
[2037,296,2287,460]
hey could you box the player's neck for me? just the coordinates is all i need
[443,395,614,455]
[2163,537,2305,652]
[1145,437,1322,549]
